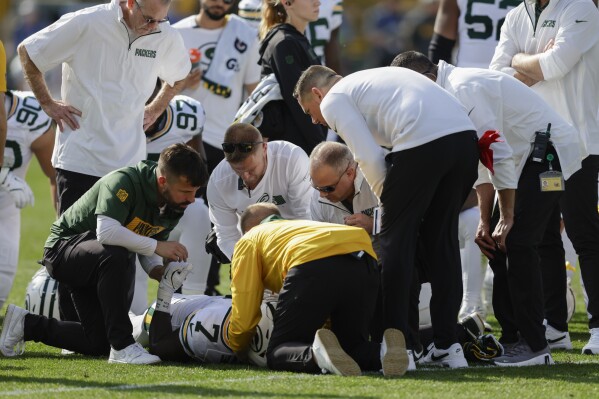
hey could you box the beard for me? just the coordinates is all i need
[159,187,192,218]
[204,6,228,21]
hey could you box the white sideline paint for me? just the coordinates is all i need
[2,374,312,396]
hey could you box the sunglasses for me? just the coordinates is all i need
[312,162,352,193]
[134,0,170,25]
[221,141,264,153]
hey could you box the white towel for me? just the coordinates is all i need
[234,73,282,127]
[202,15,257,98]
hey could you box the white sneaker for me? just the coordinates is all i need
[582,328,599,355]
[407,350,416,371]
[108,342,161,365]
[545,324,572,350]
[421,343,468,368]
[312,329,361,376]
[0,305,28,357]
[380,328,408,377]
[61,349,76,355]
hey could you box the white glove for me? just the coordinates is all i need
[0,167,35,209]
[159,261,193,292]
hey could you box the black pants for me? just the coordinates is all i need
[489,146,563,352]
[379,131,479,350]
[24,232,136,355]
[266,253,381,373]
[55,168,101,323]
[56,168,100,215]
[561,155,599,329]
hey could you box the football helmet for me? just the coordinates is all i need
[24,267,61,320]
[247,300,277,367]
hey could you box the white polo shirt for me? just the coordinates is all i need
[437,61,584,188]
[490,0,599,155]
[23,0,191,177]
[320,67,475,198]
[310,168,379,226]
[207,141,312,260]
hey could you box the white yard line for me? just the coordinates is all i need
[1,374,312,396]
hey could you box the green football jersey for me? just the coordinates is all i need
[45,161,182,248]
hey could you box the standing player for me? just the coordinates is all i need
[429,0,519,67]
[0,90,56,310]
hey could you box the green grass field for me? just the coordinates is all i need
[2,162,599,398]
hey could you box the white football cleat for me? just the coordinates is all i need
[108,342,161,365]
[312,329,361,376]
[0,305,29,357]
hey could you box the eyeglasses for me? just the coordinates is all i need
[312,162,352,193]
[134,0,170,25]
[221,142,264,154]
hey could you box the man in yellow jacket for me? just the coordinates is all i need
[226,203,408,377]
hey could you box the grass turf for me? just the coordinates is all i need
[1,162,599,398]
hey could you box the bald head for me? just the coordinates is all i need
[240,203,281,233]
[309,141,354,174]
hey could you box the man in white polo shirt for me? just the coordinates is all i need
[294,65,479,369]
[18,0,190,214]
[309,141,379,242]
[207,123,312,261]
[18,0,191,321]
[392,51,586,366]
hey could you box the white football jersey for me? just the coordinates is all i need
[2,91,52,180]
[142,294,276,365]
[142,294,236,363]
[178,296,237,363]
[455,0,519,68]
[145,95,206,161]
[305,0,344,64]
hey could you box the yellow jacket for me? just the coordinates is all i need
[226,219,376,352]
